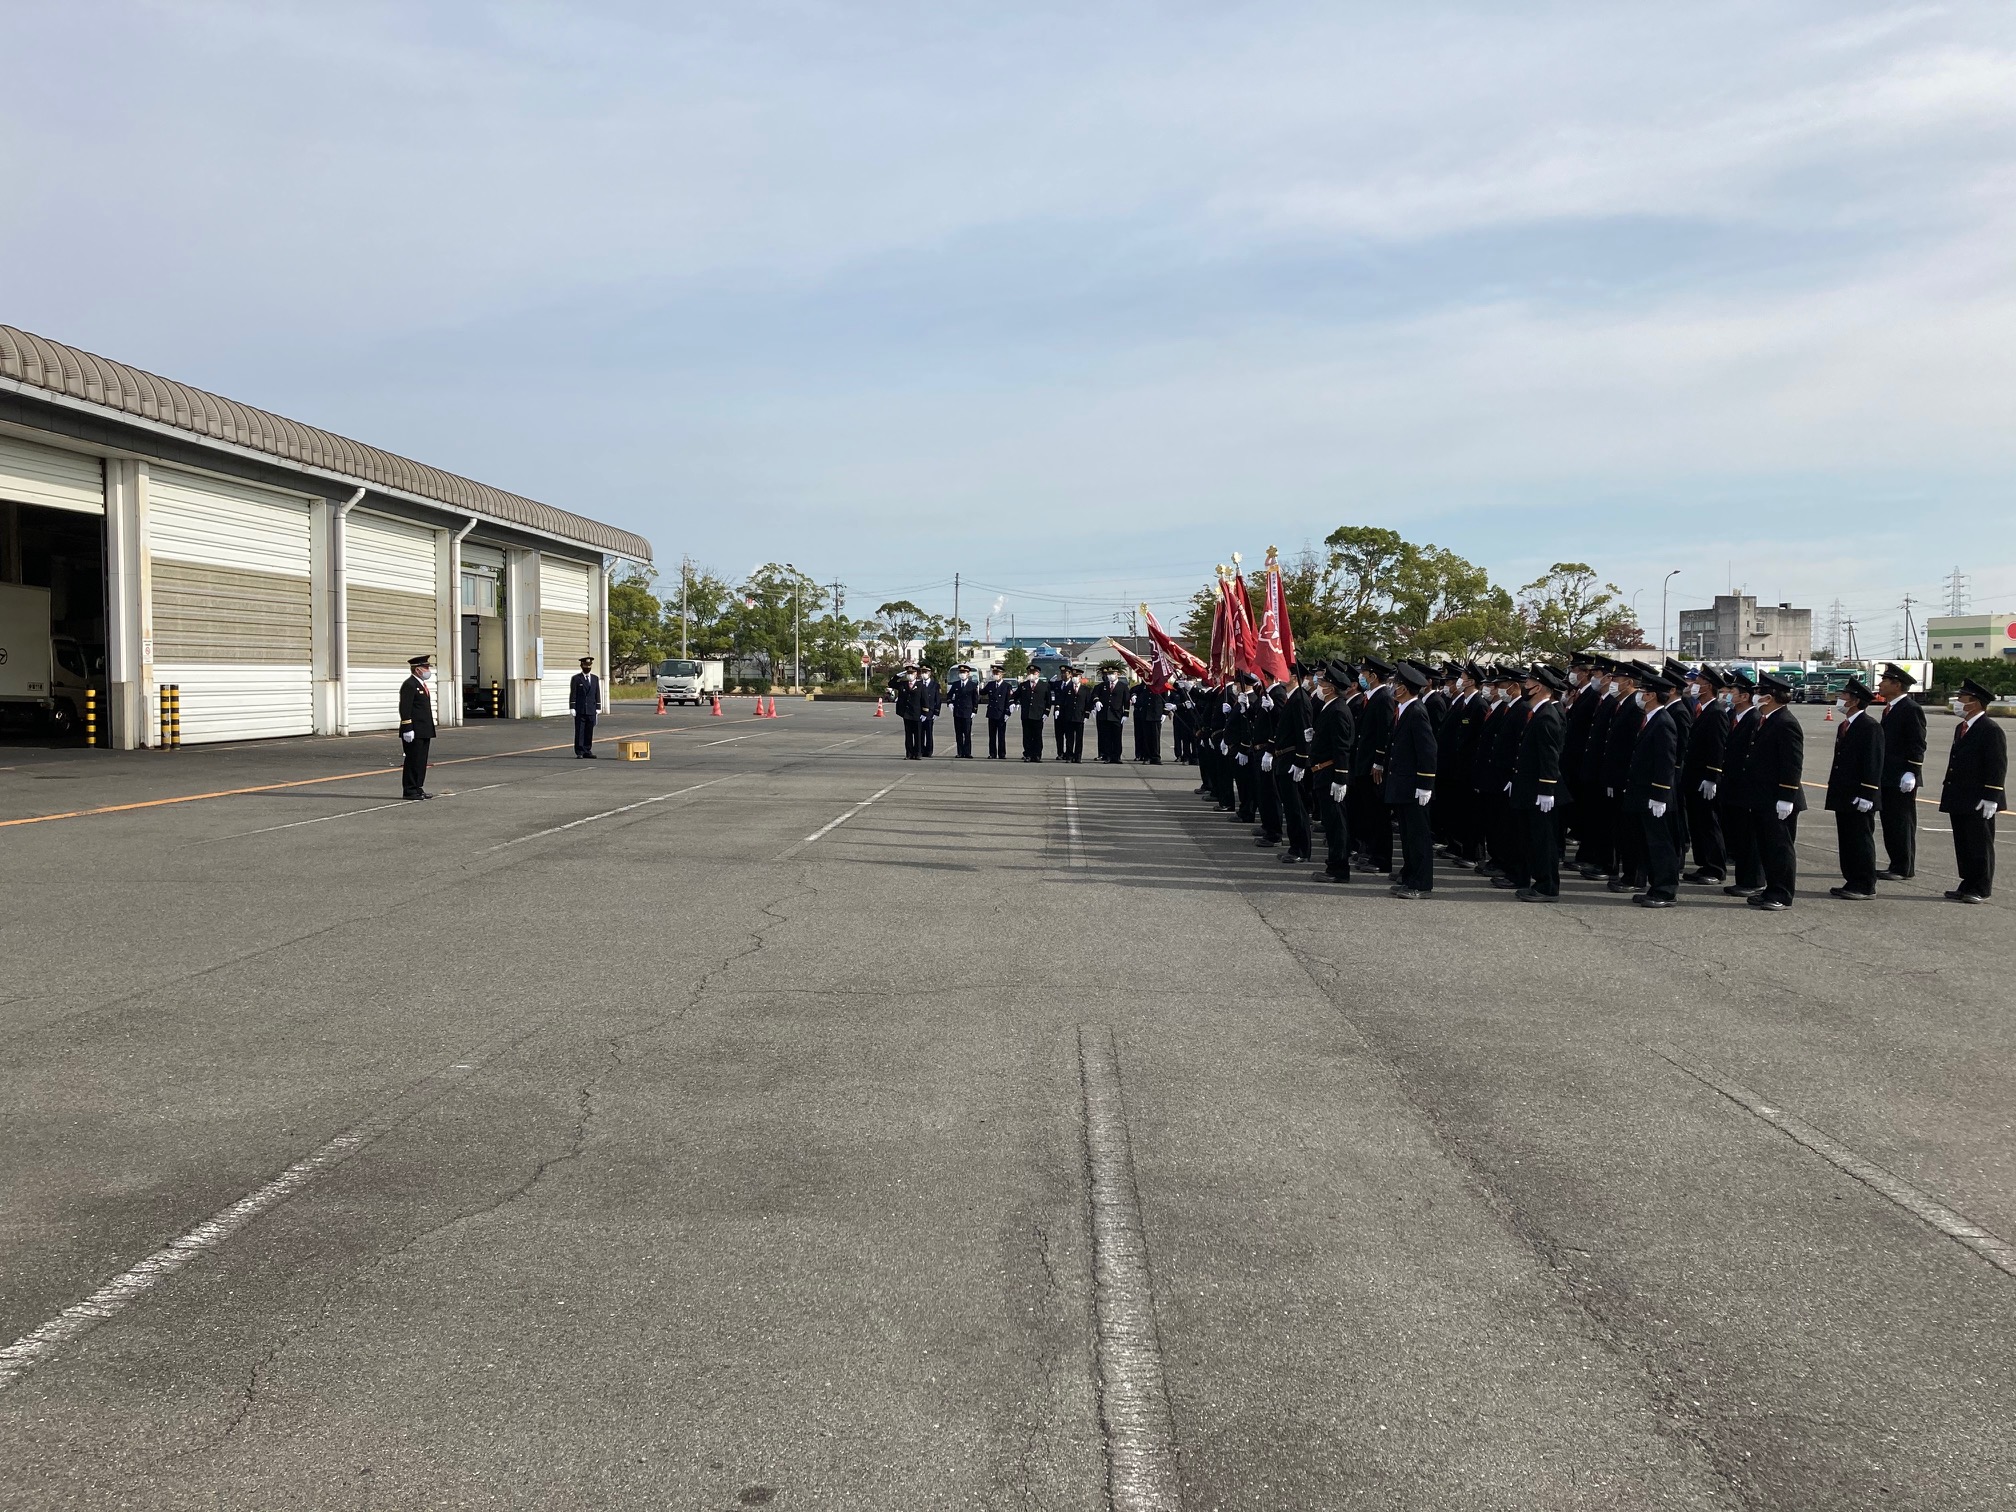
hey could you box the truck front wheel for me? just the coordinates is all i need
[49,699,79,737]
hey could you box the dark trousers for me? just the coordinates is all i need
[1138,719,1161,764]
[1021,718,1044,761]
[1060,721,1083,761]
[1320,783,1349,875]
[1575,779,1611,871]
[920,716,935,756]
[1612,793,1647,886]
[903,718,922,759]
[987,717,1008,758]
[1757,808,1799,905]
[1216,747,1238,808]
[1364,788,1394,874]
[1835,808,1877,892]
[1098,720,1123,762]
[1394,799,1433,890]
[573,711,596,755]
[1951,811,1996,897]
[1880,789,1917,875]
[1279,767,1311,857]
[1174,723,1192,761]
[401,736,430,796]
[1641,804,1681,900]
[1257,761,1283,839]
[1722,805,1763,890]
[1526,802,1560,895]
[1684,790,1725,877]
[1235,756,1259,820]
[953,714,973,757]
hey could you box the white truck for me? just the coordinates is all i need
[0,583,98,737]
[654,656,725,706]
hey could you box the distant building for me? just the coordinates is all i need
[1925,612,2016,661]
[1677,595,1813,662]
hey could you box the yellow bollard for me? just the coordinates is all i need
[168,685,182,748]
[85,687,97,747]
[490,680,501,717]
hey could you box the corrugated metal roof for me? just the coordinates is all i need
[0,324,651,560]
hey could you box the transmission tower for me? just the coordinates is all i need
[1824,598,1845,658]
[1944,568,1969,616]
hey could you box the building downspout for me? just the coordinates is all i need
[331,487,364,735]
[447,517,478,726]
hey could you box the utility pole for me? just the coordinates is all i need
[1660,569,1680,657]
[1841,617,1860,662]
[680,556,690,658]
[951,572,960,670]
[1901,594,1921,659]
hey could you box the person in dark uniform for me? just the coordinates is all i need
[1056,667,1088,762]
[1094,667,1128,763]
[1483,667,1528,882]
[1681,665,1729,883]
[1384,663,1438,898]
[1172,678,1196,763]
[1511,665,1567,901]
[1435,664,1485,866]
[984,666,1013,759]
[1717,670,1765,897]
[1272,664,1315,863]
[1212,678,1241,812]
[1825,677,1884,899]
[889,667,923,759]
[1940,677,2006,903]
[917,667,941,756]
[1229,672,1262,822]
[1875,663,1926,880]
[1356,658,1396,876]
[1574,659,1622,879]
[1747,673,1806,910]
[569,655,602,758]
[945,664,980,757]
[1627,669,1683,906]
[1661,657,1697,858]
[1131,675,1165,763]
[1601,663,1645,893]
[1014,668,1049,761]
[1561,655,1604,867]
[1311,660,1356,882]
[398,654,437,799]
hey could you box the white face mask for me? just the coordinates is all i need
[1636,690,1652,710]
[1834,698,1848,714]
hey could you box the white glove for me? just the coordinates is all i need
[1260,752,1274,772]
[401,729,415,745]
[1289,764,1304,782]
[1775,800,1794,821]
[1414,788,1433,807]
[1853,797,1873,813]
[1236,752,1248,766]
[1699,780,1717,800]
[1221,702,1231,714]
[1899,772,1917,794]
[1649,800,1667,818]
[1092,702,1102,713]
[1261,695,1274,710]
[1503,781,1512,795]
[1980,799,2000,819]
[1606,786,1615,798]
[1537,795,1555,813]
[1304,727,1315,742]
[1329,781,1347,803]
[1162,712,1170,722]
[1218,740,1228,754]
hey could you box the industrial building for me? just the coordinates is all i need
[1676,595,1813,663]
[0,325,649,748]
[1925,612,2016,661]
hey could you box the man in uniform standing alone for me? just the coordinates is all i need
[398,653,437,800]
[569,655,601,758]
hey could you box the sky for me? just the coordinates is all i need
[4,0,2014,651]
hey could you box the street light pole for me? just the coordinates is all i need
[1661,569,1680,658]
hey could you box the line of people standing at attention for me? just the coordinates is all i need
[889,662,1170,764]
[1168,655,2002,907]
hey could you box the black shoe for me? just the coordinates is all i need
[418,791,436,800]
[584,751,599,758]
[1722,884,1760,898]
[1943,889,1966,901]
[1488,875,1518,889]
[1635,895,1676,908]
[1606,878,1635,893]
[1255,836,1282,848]
[1389,886,1423,899]
[1954,892,1987,904]
[1278,851,1305,864]
[1577,865,1607,880]
[1746,895,1788,910]
[1828,887,1874,901]
[1683,869,1724,884]
[1478,864,1504,879]
[1449,857,1477,870]
[1874,870,1912,881]
[1515,888,1556,902]
[1323,871,1352,883]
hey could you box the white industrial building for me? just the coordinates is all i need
[0,325,650,748]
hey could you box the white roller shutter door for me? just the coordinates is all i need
[538,555,593,715]
[0,434,103,514]
[345,511,440,731]
[148,467,313,743]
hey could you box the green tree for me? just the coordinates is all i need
[667,565,737,659]
[1518,563,1642,658]
[731,563,825,687]
[1001,646,1032,677]
[606,568,664,680]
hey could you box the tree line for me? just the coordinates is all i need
[1177,527,1649,665]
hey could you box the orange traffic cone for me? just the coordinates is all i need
[768,696,779,718]
[1823,709,1832,721]
[710,695,723,716]
[656,693,665,715]
[874,698,885,718]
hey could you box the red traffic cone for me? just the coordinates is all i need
[710,695,723,716]
[768,696,779,717]
[1823,709,1832,721]
[874,697,885,718]
[656,693,665,715]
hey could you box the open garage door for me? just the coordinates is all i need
[0,435,106,745]
[345,511,439,731]
[538,555,592,714]
[148,466,312,743]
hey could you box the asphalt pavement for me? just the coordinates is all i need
[1,700,2010,1511]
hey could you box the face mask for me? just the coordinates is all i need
[1358,675,1370,690]
[1834,699,1847,714]
[1719,691,1734,708]
[1636,690,1652,710]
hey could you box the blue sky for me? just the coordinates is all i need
[5,1,2014,648]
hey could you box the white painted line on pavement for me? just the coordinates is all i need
[196,784,511,844]
[811,735,873,754]
[1078,1026,1182,1511]
[1063,776,1087,869]
[775,776,909,859]
[480,775,737,853]
[0,1025,542,1393]
[1656,1045,2016,1278]
[700,734,758,747]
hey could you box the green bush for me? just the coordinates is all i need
[1931,659,2016,697]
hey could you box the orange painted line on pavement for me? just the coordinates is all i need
[0,713,795,830]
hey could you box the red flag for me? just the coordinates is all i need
[1227,561,1263,678]
[1142,602,1207,679]
[1254,547,1294,683]
[1111,641,1152,680]
[1207,576,1230,681]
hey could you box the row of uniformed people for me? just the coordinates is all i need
[889,664,1169,763]
[1168,656,2004,906]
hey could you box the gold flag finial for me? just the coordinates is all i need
[1231,550,1243,566]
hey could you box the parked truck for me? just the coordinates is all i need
[0,582,99,736]
[654,657,725,706]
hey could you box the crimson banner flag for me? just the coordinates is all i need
[1226,563,1264,678]
[1254,548,1294,683]
[1141,603,1208,679]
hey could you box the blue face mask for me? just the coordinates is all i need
[1358,674,1370,690]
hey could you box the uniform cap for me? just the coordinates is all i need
[1697,665,1727,690]
[1842,678,1873,703]
[1360,655,1395,678]
[1727,668,1756,691]
[1639,670,1673,694]
[1958,677,1995,705]
[1534,666,1569,692]
[1880,662,1918,688]
[1756,673,1794,701]
[1394,662,1429,690]
[1321,659,1352,686]
[408,654,432,667]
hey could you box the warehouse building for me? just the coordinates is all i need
[1925,612,2016,661]
[0,324,649,748]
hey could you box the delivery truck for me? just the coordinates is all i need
[654,657,725,706]
[0,582,98,736]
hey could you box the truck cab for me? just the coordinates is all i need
[655,657,712,706]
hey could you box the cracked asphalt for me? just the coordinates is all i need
[1,702,2011,1510]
